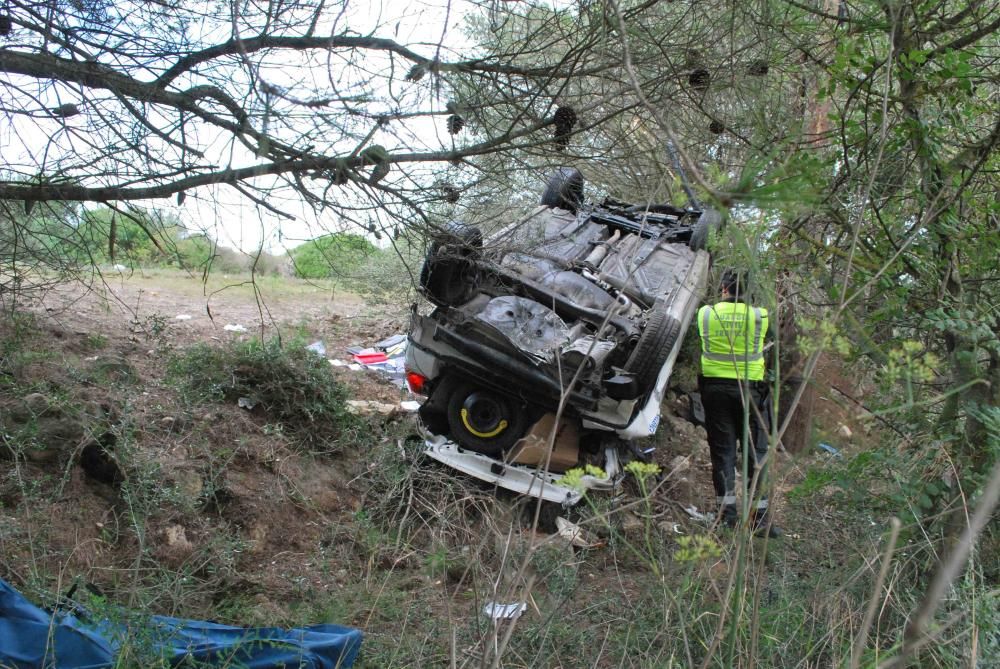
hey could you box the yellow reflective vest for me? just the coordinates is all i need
[698,301,768,381]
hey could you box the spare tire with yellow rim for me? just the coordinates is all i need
[446,381,527,456]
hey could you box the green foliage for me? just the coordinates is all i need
[288,233,376,279]
[167,338,355,453]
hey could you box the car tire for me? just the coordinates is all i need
[419,222,482,306]
[446,381,527,457]
[623,302,682,398]
[540,167,585,213]
[689,208,723,251]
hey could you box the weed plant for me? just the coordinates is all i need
[167,338,355,453]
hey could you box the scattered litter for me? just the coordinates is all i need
[837,424,853,440]
[354,351,388,365]
[818,442,843,458]
[112,263,128,272]
[683,505,713,523]
[555,516,600,548]
[223,324,247,333]
[237,397,257,410]
[375,334,407,357]
[84,356,99,362]
[175,314,192,321]
[345,400,398,416]
[305,341,327,357]
[340,334,409,387]
[482,602,527,621]
[329,359,348,367]
[400,400,421,412]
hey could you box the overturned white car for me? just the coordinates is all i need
[405,168,714,505]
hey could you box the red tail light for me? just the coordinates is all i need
[406,371,429,395]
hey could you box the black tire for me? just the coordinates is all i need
[419,222,482,306]
[446,381,528,457]
[689,208,723,251]
[540,167,585,213]
[623,302,683,398]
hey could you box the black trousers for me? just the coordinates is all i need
[699,377,771,510]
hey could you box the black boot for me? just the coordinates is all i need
[751,509,782,538]
[719,504,739,528]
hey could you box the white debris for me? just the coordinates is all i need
[683,505,713,523]
[482,602,527,621]
[400,400,421,412]
[305,341,326,357]
[555,516,594,548]
[175,314,192,321]
[345,400,398,416]
[223,324,247,332]
[329,359,348,367]
[237,397,257,410]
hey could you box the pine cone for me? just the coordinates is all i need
[689,69,710,91]
[0,15,11,37]
[447,114,465,135]
[748,60,769,77]
[553,106,577,148]
[50,103,80,118]
[442,185,460,204]
[709,120,725,134]
[406,64,426,82]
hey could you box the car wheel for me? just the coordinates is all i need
[446,382,527,457]
[623,302,682,398]
[689,208,723,250]
[540,167,584,213]
[419,222,482,306]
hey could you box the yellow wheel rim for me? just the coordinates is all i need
[461,408,508,439]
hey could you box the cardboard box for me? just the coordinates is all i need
[508,413,579,473]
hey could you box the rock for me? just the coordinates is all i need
[170,469,204,500]
[668,455,691,475]
[22,393,50,415]
[246,523,268,553]
[619,511,645,535]
[163,524,193,551]
[156,524,196,567]
[838,424,853,440]
[90,356,135,383]
[30,418,86,460]
[667,476,694,502]
[80,442,123,485]
[657,520,683,535]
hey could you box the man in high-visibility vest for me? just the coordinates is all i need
[697,271,781,538]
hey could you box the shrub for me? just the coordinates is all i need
[168,339,354,453]
[289,233,376,279]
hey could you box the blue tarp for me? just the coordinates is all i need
[0,579,362,668]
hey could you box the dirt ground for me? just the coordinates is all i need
[1,270,869,666]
